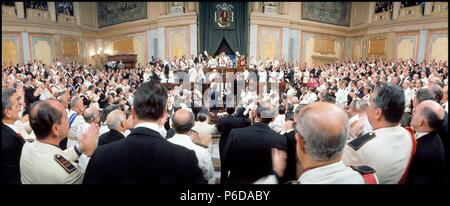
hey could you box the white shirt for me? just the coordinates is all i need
[343,125,413,184]
[20,141,83,184]
[269,114,285,133]
[299,161,366,184]
[67,110,85,148]
[255,161,366,184]
[134,122,167,138]
[168,134,215,184]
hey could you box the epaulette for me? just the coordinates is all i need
[351,165,376,174]
[347,132,376,150]
[284,180,300,184]
[193,141,209,149]
[54,154,77,174]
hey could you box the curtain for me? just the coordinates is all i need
[199,2,249,57]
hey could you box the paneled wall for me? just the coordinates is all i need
[2,2,448,66]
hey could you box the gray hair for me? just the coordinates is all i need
[295,107,349,161]
[70,96,81,108]
[106,111,126,130]
[256,101,277,120]
[2,88,17,120]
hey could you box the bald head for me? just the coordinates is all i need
[412,100,445,131]
[83,106,99,123]
[295,102,349,161]
[171,109,195,134]
[106,110,126,131]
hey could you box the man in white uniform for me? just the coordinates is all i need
[20,99,98,184]
[343,84,414,184]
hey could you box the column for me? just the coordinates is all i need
[22,32,31,63]
[158,27,165,58]
[252,2,260,12]
[392,2,401,19]
[417,30,428,62]
[368,2,375,23]
[147,29,159,59]
[160,2,167,15]
[73,2,81,25]
[282,27,290,60]
[186,2,196,13]
[424,2,433,16]
[249,24,258,58]
[189,24,197,56]
[15,2,25,18]
[48,2,56,22]
[281,2,288,15]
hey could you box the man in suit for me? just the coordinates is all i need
[83,81,206,184]
[222,101,287,184]
[217,107,251,183]
[281,104,306,183]
[406,100,446,184]
[2,88,25,184]
[98,110,127,146]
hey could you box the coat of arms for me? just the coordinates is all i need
[215,3,234,28]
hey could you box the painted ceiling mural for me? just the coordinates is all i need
[302,2,351,26]
[97,2,147,28]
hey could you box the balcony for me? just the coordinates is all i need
[57,13,76,24]
[26,8,50,21]
[373,11,391,23]
[398,5,423,19]
[2,5,17,18]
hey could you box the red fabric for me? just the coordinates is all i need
[362,173,378,184]
[398,126,417,184]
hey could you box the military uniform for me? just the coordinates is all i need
[20,141,84,184]
[343,125,414,184]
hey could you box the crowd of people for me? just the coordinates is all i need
[1,54,448,184]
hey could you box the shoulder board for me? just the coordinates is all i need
[193,141,209,149]
[347,132,376,150]
[54,154,77,174]
[351,165,376,174]
[284,180,300,184]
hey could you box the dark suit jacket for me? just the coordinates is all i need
[282,130,298,183]
[439,112,449,183]
[83,127,206,184]
[222,122,287,184]
[217,115,251,184]
[2,123,25,184]
[98,130,125,146]
[217,115,251,159]
[406,131,445,184]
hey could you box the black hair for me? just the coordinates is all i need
[278,105,286,115]
[422,107,444,130]
[371,84,405,124]
[29,100,63,139]
[226,107,235,115]
[133,81,168,121]
[415,88,434,104]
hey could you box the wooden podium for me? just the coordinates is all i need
[107,54,137,69]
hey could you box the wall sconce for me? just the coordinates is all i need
[91,47,111,58]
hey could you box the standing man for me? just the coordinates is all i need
[98,110,127,146]
[20,99,98,184]
[2,88,25,184]
[407,100,445,184]
[222,101,287,184]
[83,81,206,184]
[168,109,215,184]
[343,84,414,184]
